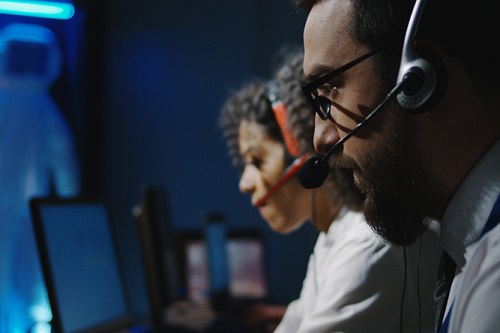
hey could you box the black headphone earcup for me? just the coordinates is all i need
[397,48,447,113]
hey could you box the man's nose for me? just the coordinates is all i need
[313,114,341,155]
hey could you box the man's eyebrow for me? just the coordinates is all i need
[304,64,336,83]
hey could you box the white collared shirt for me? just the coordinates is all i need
[274,207,441,333]
[440,139,500,333]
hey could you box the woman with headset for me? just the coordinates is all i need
[218,48,440,333]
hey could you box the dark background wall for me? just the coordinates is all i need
[77,0,319,319]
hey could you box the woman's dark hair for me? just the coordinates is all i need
[218,80,283,172]
[274,47,363,210]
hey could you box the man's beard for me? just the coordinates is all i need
[338,114,441,246]
[360,150,431,246]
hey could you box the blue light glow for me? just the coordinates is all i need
[0,1,74,20]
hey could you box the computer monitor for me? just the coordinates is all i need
[133,185,179,332]
[30,197,134,333]
[175,227,268,310]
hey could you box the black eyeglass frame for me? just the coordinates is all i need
[302,44,394,120]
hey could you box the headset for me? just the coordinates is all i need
[255,81,310,207]
[396,0,447,113]
[265,80,302,157]
[299,0,448,189]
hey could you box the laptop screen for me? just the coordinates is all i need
[226,236,267,299]
[30,197,133,333]
[178,229,268,302]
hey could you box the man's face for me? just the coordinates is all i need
[303,0,433,245]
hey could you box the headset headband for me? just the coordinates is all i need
[266,80,301,157]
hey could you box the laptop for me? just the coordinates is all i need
[176,224,269,313]
[29,196,139,333]
[170,227,268,332]
[132,187,268,332]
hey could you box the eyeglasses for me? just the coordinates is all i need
[302,45,391,120]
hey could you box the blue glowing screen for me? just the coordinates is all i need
[36,202,129,333]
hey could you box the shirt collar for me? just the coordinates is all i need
[441,139,500,268]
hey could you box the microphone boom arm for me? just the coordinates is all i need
[319,77,410,164]
[299,76,411,189]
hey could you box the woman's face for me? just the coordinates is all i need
[238,120,311,233]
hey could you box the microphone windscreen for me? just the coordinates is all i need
[299,156,330,189]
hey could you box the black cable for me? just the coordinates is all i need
[400,107,423,333]
[311,189,316,228]
[400,108,410,333]
[400,245,408,333]
[417,235,423,333]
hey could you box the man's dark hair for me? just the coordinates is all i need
[295,0,500,92]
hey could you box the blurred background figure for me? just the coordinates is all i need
[0,23,80,332]
[218,47,365,331]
